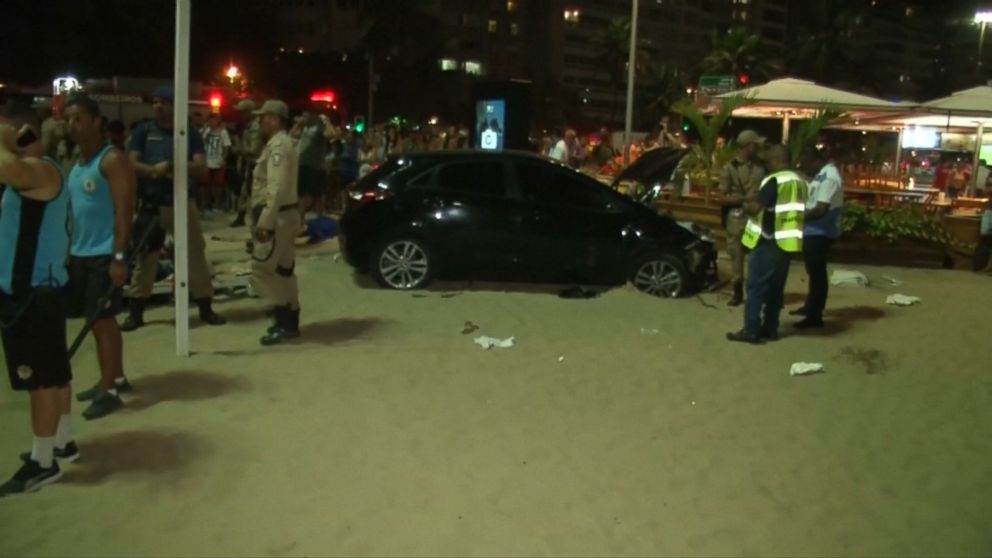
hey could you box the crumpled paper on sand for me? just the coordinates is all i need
[790,362,825,376]
[886,294,921,306]
[830,269,870,287]
[474,336,515,350]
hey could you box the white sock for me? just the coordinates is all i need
[107,387,118,397]
[54,414,72,449]
[114,377,127,386]
[31,436,55,468]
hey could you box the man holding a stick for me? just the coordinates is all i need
[64,94,137,420]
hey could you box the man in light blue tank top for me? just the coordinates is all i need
[65,94,137,421]
[0,102,76,496]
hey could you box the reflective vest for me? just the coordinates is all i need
[741,170,808,253]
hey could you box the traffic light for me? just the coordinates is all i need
[310,90,336,104]
[354,115,366,133]
[208,92,223,113]
[682,121,690,132]
[738,73,750,87]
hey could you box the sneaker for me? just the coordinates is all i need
[20,442,80,464]
[0,459,62,497]
[82,391,124,421]
[726,329,765,345]
[199,311,227,326]
[77,378,132,402]
[120,315,144,332]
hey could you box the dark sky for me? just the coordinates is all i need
[0,0,275,85]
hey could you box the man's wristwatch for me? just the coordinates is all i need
[113,252,126,263]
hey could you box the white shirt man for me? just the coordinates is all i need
[805,162,844,239]
[549,138,568,162]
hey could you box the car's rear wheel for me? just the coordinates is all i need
[629,253,689,298]
[371,238,434,290]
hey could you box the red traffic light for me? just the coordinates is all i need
[310,90,336,104]
[208,93,224,111]
[738,74,750,86]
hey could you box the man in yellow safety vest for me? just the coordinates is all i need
[727,144,808,344]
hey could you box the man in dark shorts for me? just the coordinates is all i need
[65,93,137,420]
[0,102,76,496]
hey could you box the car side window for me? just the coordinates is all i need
[516,161,608,210]
[434,161,506,197]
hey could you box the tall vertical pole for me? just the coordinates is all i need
[623,0,639,166]
[368,54,375,127]
[895,128,904,183]
[173,0,191,357]
[973,122,985,195]
[979,21,987,69]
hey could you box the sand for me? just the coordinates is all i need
[1,225,990,557]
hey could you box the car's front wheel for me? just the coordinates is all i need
[629,253,689,298]
[370,238,435,290]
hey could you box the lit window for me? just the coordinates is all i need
[507,0,516,12]
[510,23,520,35]
[905,7,913,16]
[440,58,459,71]
[564,9,580,23]
[489,19,498,33]
[464,61,483,75]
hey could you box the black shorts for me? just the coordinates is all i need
[1,289,72,391]
[299,167,327,198]
[67,255,122,320]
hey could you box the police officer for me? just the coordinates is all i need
[231,99,263,227]
[250,100,301,346]
[719,129,766,307]
[122,86,226,331]
[726,145,808,345]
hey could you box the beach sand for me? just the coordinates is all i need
[0,234,990,557]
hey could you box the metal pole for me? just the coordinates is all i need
[623,0,639,166]
[368,54,375,127]
[781,114,791,144]
[173,0,191,357]
[980,22,987,69]
[973,122,985,196]
[895,128,904,183]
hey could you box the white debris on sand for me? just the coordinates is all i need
[790,362,825,376]
[886,294,921,306]
[474,336,516,350]
[830,269,870,287]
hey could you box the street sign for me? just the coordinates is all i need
[698,74,736,95]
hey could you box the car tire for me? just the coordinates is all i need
[629,252,689,298]
[370,238,435,290]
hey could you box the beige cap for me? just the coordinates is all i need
[253,99,289,119]
[234,99,258,112]
[736,129,766,146]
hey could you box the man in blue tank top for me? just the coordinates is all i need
[122,86,226,331]
[0,102,76,496]
[64,94,137,420]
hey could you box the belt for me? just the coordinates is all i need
[279,203,298,212]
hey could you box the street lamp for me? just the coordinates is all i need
[225,63,240,82]
[976,11,992,68]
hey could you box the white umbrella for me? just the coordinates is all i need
[923,86,992,182]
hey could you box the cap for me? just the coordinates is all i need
[234,99,258,112]
[736,130,765,146]
[253,99,289,119]
[152,86,174,102]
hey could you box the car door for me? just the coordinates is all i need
[511,159,627,284]
[417,158,519,279]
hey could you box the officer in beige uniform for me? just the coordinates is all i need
[250,100,301,346]
[719,130,766,307]
[231,99,264,227]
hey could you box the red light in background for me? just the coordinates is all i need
[310,90,336,103]
[738,74,750,86]
[208,93,224,112]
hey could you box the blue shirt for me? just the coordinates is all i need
[68,145,116,257]
[129,120,205,206]
[0,158,71,295]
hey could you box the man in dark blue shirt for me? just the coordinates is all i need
[122,87,226,331]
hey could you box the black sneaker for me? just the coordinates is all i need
[82,391,124,421]
[77,378,132,402]
[120,315,144,332]
[0,459,62,497]
[20,442,80,464]
[726,329,765,345]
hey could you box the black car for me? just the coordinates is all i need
[339,150,716,297]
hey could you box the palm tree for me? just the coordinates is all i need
[701,27,781,83]
[672,95,753,203]
[788,108,844,165]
